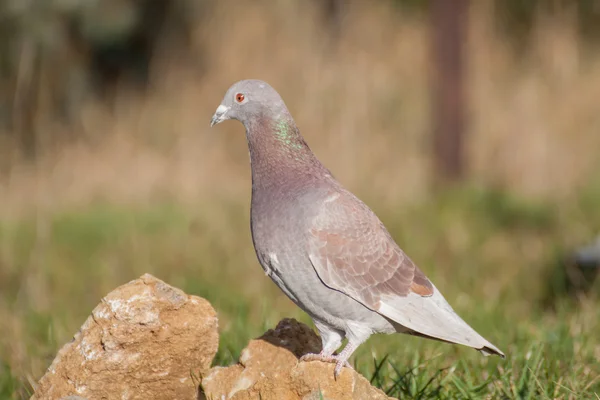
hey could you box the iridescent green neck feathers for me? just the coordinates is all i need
[273,118,304,150]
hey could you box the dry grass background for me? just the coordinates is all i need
[1,2,599,215]
[0,1,599,398]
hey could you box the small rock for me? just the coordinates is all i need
[32,274,219,400]
[200,318,392,400]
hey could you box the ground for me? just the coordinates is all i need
[0,187,598,399]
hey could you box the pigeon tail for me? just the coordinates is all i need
[479,345,505,358]
[378,285,505,358]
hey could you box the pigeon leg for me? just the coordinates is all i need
[300,322,368,379]
[331,323,371,378]
[317,322,344,356]
[332,339,362,378]
[300,338,362,378]
[299,322,343,362]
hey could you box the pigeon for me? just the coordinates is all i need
[210,79,505,376]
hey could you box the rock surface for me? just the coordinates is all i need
[32,276,392,400]
[32,274,219,400]
[201,318,393,400]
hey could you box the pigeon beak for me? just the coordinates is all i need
[210,105,230,127]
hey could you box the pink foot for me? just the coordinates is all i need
[299,352,352,378]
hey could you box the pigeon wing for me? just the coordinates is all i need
[307,190,434,310]
[307,190,505,357]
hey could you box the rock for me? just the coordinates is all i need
[32,274,219,400]
[200,318,393,400]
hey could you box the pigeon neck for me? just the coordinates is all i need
[246,115,325,187]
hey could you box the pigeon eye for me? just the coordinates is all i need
[235,93,245,103]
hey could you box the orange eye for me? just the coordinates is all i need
[235,93,245,103]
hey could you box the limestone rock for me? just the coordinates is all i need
[200,318,392,400]
[32,274,219,400]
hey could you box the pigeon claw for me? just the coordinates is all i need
[299,352,352,379]
[299,352,333,364]
[334,360,344,380]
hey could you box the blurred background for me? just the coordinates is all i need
[0,0,599,398]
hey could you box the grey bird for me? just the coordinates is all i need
[573,236,600,269]
[210,79,505,376]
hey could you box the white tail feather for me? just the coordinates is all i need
[378,286,505,357]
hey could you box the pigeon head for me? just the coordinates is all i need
[211,80,320,177]
[210,80,288,129]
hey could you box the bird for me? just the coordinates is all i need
[210,79,505,377]
[573,236,600,270]
[568,236,600,295]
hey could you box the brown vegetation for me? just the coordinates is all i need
[1,1,599,398]
[1,2,599,218]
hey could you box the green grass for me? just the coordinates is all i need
[0,187,599,399]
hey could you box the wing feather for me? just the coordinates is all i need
[307,189,433,312]
[306,189,504,357]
